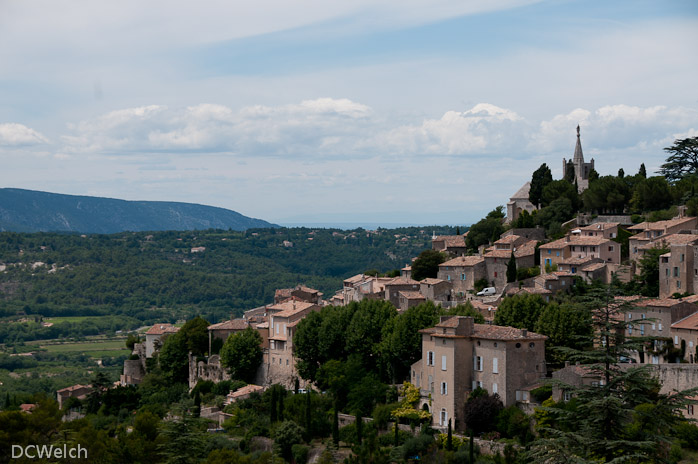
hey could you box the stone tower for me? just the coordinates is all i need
[562,125,594,192]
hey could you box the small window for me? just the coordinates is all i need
[441,382,448,395]
[529,342,535,348]
[442,355,447,371]
[474,355,483,371]
[493,357,498,374]
[515,343,521,348]
[492,383,498,394]
[427,351,434,366]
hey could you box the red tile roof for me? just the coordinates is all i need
[440,256,485,267]
[672,311,698,330]
[146,323,179,335]
[208,319,249,331]
[399,291,426,300]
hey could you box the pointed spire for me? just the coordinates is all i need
[573,124,584,163]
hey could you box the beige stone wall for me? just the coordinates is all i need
[437,261,486,296]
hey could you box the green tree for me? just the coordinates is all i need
[466,207,505,251]
[634,245,670,297]
[630,176,672,212]
[273,420,304,462]
[494,293,547,331]
[660,136,698,182]
[158,331,190,384]
[582,175,631,214]
[564,160,576,183]
[506,251,517,283]
[411,249,447,281]
[160,412,207,464]
[220,327,263,383]
[535,197,575,236]
[534,302,593,365]
[529,164,553,208]
[528,287,696,463]
[638,163,647,178]
[464,388,503,434]
[541,180,579,210]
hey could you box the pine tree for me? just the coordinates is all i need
[506,251,517,283]
[528,285,697,463]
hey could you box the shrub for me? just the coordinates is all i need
[291,444,309,464]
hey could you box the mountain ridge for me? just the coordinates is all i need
[0,188,277,233]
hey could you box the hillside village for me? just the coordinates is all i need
[16,131,698,462]
[110,133,698,430]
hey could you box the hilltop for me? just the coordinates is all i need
[0,188,277,233]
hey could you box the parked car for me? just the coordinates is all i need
[477,287,496,296]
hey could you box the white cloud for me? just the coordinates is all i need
[380,103,527,155]
[0,123,48,146]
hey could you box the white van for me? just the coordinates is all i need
[476,287,496,296]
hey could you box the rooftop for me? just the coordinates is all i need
[440,256,485,267]
[208,319,249,331]
[146,323,179,336]
[672,311,698,330]
[628,216,696,231]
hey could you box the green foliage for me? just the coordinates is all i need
[660,136,698,183]
[541,180,579,210]
[638,163,647,178]
[506,252,517,283]
[273,420,304,461]
[220,327,263,383]
[582,175,631,214]
[630,176,673,212]
[535,197,575,236]
[466,207,505,251]
[474,278,489,293]
[534,302,593,364]
[291,444,309,464]
[529,164,553,208]
[412,249,447,281]
[496,406,532,444]
[516,266,540,281]
[159,413,208,464]
[631,245,670,297]
[494,294,548,331]
[464,389,503,434]
[511,209,536,228]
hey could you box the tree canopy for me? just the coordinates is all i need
[660,136,698,183]
[529,164,553,208]
[411,249,447,281]
[220,327,263,383]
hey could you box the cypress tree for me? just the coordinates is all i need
[305,389,312,439]
[333,401,340,446]
[356,413,363,445]
[447,418,453,451]
[278,388,285,422]
[506,251,517,283]
[270,387,277,423]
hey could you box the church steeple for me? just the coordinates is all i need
[573,124,584,164]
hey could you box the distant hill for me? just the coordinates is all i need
[0,188,277,233]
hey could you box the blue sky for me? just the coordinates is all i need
[1,0,697,226]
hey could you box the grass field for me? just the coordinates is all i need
[43,315,111,324]
[39,339,129,356]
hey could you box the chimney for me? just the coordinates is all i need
[521,329,528,337]
[565,361,570,367]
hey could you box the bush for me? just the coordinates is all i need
[675,422,698,449]
[530,385,552,403]
[401,433,434,459]
[373,402,399,430]
[291,444,309,464]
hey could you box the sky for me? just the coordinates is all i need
[1,0,697,227]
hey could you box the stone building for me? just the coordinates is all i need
[628,217,697,266]
[432,235,468,257]
[483,235,538,289]
[657,234,698,298]
[539,235,620,274]
[57,384,93,409]
[437,256,487,298]
[145,323,179,358]
[562,125,594,192]
[398,291,426,312]
[384,276,421,308]
[207,318,251,354]
[506,182,536,224]
[410,316,546,431]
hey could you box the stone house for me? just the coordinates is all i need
[551,363,604,402]
[398,291,426,312]
[274,285,323,304]
[57,384,93,409]
[410,316,546,431]
[145,323,179,358]
[483,236,538,289]
[506,182,536,224]
[207,318,251,354]
[533,272,575,294]
[266,299,320,387]
[384,276,421,308]
[657,234,698,298]
[419,278,452,303]
[540,236,620,273]
[575,222,620,239]
[628,217,697,266]
[622,296,698,363]
[342,274,393,304]
[432,235,468,257]
[437,256,487,298]
[671,311,698,363]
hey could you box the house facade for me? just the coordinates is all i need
[410,316,546,431]
[437,256,487,298]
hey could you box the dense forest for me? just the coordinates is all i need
[0,226,462,343]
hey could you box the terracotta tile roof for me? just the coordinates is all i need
[540,236,611,249]
[579,222,620,231]
[508,287,552,295]
[433,235,467,248]
[386,276,420,286]
[399,291,426,300]
[671,311,698,330]
[560,256,597,265]
[208,319,249,331]
[581,262,607,272]
[57,384,92,394]
[295,285,320,294]
[638,233,698,249]
[472,324,547,341]
[146,323,179,335]
[435,316,461,328]
[637,295,698,308]
[628,217,696,231]
[485,240,537,259]
[440,256,485,267]
[228,384,263,399]
[421,278,446,285]
[344,274,367,285]
[402,265,412,271]
[19,404,37,413]
[275,288,292,299]
[495,235,522,244]
[470,300,497,311]
[271,301,317,318]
